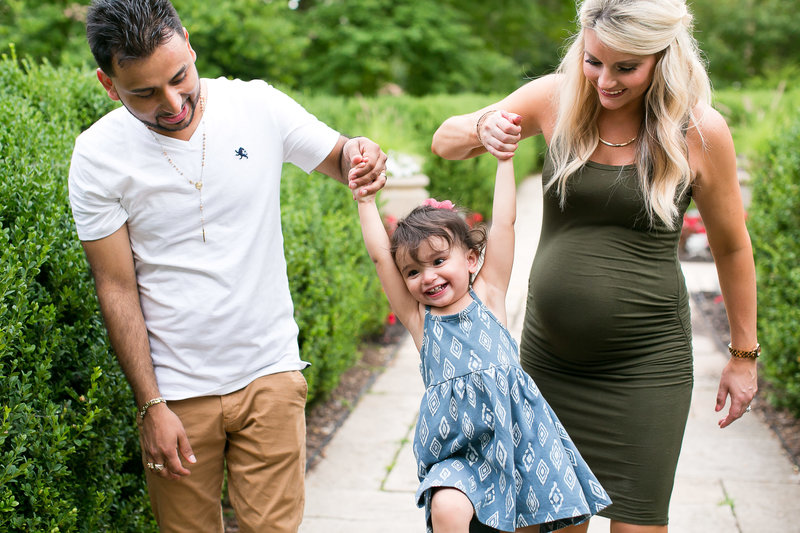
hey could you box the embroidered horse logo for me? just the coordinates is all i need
[234,147,248,159]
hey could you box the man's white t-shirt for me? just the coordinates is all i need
[69,77,340,400]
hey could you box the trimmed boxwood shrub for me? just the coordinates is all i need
[0,51,155,532]
[747,118,800,417]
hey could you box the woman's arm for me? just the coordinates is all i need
[690,104,758,429]
[431,75,558,160]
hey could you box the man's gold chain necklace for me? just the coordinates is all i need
[149,91,207,242]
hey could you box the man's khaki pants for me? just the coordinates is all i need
[144,371,308,532]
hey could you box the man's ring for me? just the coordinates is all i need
[745,405,752,413]
[147,462,165,472]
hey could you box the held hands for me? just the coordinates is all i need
[477,110,522,160]
[139,402,196,480]
[344,137,387,200]
[715,357,758,428]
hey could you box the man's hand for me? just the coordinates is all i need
[344,137,387,198]
[140,403,196,480]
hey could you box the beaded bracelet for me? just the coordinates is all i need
[138,397,167,421]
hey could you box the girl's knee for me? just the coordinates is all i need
[430,488,473,530]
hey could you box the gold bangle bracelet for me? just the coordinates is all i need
[475,110,496,145]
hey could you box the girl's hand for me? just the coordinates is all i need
[354,179,381,203]
[345,137,387,196]
[478,110,522,160]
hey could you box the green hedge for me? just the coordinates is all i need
[748,118,800,418]
[0,51,154,532]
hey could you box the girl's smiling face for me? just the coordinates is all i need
[396,236,479,314]
[582,29,659,111]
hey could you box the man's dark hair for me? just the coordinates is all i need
[86,0,184,75]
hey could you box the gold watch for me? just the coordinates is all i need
[728,342,761,359]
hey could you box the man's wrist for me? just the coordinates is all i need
[138,396,167,421]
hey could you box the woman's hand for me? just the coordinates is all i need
[477,110,522,160]
[715,357,758,428]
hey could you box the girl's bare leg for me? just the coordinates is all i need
[430,488,474,533]
[610,522,667,533]
[553,521,590,532]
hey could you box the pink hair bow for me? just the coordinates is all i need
[422,198,455,210]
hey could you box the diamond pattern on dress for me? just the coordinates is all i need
[523,400,535,428]
[449,396,459,420]
[536,459,550,485]
[538,422,549,446]
[430,438,442,458]
[549,440,564,471]
[427,391,440,416]
[439,417,450,440]
[496,440,508,469]
[495,400,507,429]
[481,403,496,430]
[462,412,475,440]
[512,422,522,447]
[450,336,463,359]
[432,340,441,364]
[479,329,493,352]
[443,358,456,380]
[432,319,443,341]
[459,314,473,335]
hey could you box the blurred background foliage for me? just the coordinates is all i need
[2,0,799,96]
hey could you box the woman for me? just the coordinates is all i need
[430,1,758,531]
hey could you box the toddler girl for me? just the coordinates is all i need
[352,115,610,532]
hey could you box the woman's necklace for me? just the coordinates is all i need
[149,91,207,242]
[598,135,637,148]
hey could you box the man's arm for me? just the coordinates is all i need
[82,224,195,479]
[315,135,387,197]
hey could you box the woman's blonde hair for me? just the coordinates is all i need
[548,0,711,229]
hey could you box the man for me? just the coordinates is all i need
[68,1,387,531]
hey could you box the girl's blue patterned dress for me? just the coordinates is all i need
[413,290,611,532]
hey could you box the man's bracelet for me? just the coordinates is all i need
[138,397,167,421]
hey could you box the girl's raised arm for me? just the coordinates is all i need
[473,113,520,323]
[356,196,424,346]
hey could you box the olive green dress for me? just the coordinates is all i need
[519,157,694,525]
